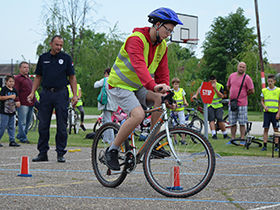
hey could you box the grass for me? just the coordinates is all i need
[0,107,272,158]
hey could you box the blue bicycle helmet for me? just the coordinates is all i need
[148,7,183,26]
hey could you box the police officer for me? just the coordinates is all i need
[28,35,78,163]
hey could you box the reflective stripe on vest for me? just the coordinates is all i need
[173,88,184,111]
[208,82,223,108]
[262,88,280,112]
[108,31,167,91]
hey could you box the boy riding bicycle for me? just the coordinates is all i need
[105,8,181,170]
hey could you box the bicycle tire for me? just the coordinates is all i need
[93,120,102,132]
[68,112,73,134]
[28,111,35,130]
[91,122,129,188]
[143,126,215,198]
[74,111,80,134]
[188,117,204,132]
[29,109,38,131]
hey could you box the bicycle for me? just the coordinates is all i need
[15,108,39,131]
[170,105,204,132]
[67,101,80,134]
[91,91,215,198]
[93,108,128,132]
[230,122,265,149]
[215,99,231,133]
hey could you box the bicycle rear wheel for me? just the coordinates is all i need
[91,122,130,188]
[188,117,204,132]
[93,119,102,132]
[143,127,215,198]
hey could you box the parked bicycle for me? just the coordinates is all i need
[170,105,204,132]
[229,121,274,149]
[93,107,128,132]
[15,108,38,131]
[91,91,215,198]
[67,101,80,134]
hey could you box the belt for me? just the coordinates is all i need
[44,87,67,92]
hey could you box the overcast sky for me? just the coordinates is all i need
[0,0,279,64]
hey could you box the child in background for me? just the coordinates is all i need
[261,74,280,151]
[0,74,19,147]
[172,78,188,144]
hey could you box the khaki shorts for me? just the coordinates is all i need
[108,86,154,116]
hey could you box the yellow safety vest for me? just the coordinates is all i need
[107,31,167,91]
[67,84,82,106]
[262,87,280,113]
[208,82,223,109]
[173,88,184,111]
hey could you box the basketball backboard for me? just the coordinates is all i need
[170,13,198,45]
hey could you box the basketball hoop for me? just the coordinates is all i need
[170,14,198,45]
[182,39,199,44]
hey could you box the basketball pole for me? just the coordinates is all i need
[254,0,266,89]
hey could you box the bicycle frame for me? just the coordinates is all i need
[126,94,181,172]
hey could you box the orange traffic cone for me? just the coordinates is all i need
[18,156,32,177]
[167,166,183,190]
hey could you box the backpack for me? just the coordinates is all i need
[97,78,108,105]
[85,132,96,139]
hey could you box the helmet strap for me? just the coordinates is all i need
[154,22,163,46]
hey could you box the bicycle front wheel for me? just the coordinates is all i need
[74,111,80,134]
[143,127,215,198]
[93,119,102,132]
[91,122,129,188]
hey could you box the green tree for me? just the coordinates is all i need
[201,7,257,86]
[167,43,201,103]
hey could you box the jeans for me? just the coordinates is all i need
[16,106,33,142]
[102,110,114,143]
[0,113,15,142]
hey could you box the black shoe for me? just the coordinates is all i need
[0,143,3,147]
[20,140,30,144]
[9,141,20,147]
[152,144,171,159]
[57,154,66,162]
[212,134,218,140]
[105,148,120,170]
[180,140,187,145]
[223,134,230,139]
[32,153,48,162]
[80,124,86,131]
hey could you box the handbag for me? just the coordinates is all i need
[97,78,108,105]
[230,74,246,111]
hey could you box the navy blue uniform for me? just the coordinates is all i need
[35,51,75,155]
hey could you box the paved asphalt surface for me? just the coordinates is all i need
[1,115,279,209]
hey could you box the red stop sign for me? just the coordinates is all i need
[200,82,214,104]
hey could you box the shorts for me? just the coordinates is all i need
[108,86,154,116]
[208,106,223,122]
[228,105,248,126]
[263,112,279,128]
[173,110,185,125]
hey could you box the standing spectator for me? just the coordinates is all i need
[226,62,255,144]
[27,35,78,162]
[193,75,230,140]
[0,75,19,147]
[67,83,86,131]
[14,61,35,144]
[171,77,188,144]
[94,68,118,143]
[260,74,280,151]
